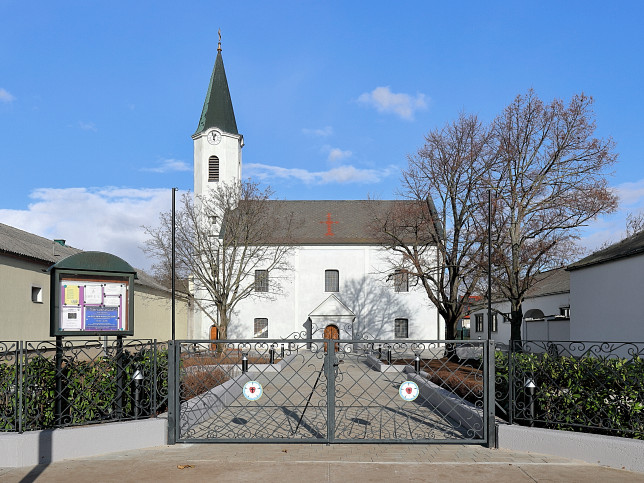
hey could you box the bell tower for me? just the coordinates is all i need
[192,31,243,197]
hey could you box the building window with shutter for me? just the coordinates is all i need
[325,269,339,292]
[394,269,408,292]
[254,318,268,338]
[208,156,219,182]
[394,318,409,338]
[475,314,484,332]
[255,270,268,292]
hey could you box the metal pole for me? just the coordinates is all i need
[55,336,63,426]
[487,189,492,341]
[172,188,177,342]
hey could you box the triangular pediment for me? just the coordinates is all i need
[309,294,355,318]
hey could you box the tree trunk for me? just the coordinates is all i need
[510,304,523,342]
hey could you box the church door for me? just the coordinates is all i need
[323,324,340,352]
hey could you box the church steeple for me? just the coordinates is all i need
[195,31,238,135]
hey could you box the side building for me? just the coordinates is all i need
[567,230,644,341]
[0,222,190,341]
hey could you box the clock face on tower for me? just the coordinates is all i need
[207,130,222,145]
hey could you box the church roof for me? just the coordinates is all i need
[262,200,418,245]
[195,49,238,136]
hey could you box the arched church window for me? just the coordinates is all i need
[208,156,220,182]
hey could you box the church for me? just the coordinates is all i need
[190,40,441,343]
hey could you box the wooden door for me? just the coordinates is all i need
[324,324,340,352]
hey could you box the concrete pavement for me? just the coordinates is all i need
[1,442,643,482]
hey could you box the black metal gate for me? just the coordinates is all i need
[168,339,495,446]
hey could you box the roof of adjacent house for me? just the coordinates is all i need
[567,230,644,271]
[524,267,570,298]
[0,223,169,293]
[258,200,422,245]
[0,222,82,263]
[194,49,238,136]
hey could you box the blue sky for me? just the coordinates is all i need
[1,1,643,270]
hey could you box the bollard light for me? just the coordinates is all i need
[242,352,249,373]
[414,354,421,374]
[269,344,276,364]
[280,343,285,358]
[525,377,536,427]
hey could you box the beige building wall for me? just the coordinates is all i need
[0,255,51,340]
[0,254,190,342]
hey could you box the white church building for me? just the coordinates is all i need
[190,42,441,343]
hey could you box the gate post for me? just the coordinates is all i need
[167,340,177,445]
[486,339,497,448]
[325,339,335,444]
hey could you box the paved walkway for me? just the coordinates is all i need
[182,352,478,442]
[2,443,643,482]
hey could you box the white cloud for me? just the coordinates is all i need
[327,147,352,164]
[357,86,428,120]
[0,88,15,103]
[141,159,192,173]
[0,187,173,271]
[613,179,644,207]
[302,126,333,137]
[79,121,97,132]
[245,163,397,185]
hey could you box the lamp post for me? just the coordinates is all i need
[171,187,177,342]
[487,189,492,341]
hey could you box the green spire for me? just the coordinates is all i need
[195,39,238,135]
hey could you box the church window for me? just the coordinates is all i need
[394,269,408,292]
[255,270,269,292]
[208,156,220,182]
[394,318,409,338]
[325,270,339,292]
[254,318,268,338]
[475,314,484,332]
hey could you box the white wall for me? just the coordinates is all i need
[195,244,442,341]
[570,255,644,341]
[471,292,570,344]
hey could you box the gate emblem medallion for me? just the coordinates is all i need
[399,381,419,402]
[243,381,263,401]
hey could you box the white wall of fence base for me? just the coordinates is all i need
[497,423,644,474]
[0,417,167,468]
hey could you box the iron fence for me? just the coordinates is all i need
[498,340,644,439]
[168,338,496,446]
[0,339,168,432]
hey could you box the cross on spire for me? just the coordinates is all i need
[320,213,338,236]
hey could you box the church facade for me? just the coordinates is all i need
[190,43,441,342]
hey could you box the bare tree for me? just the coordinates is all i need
[490,90,618,341]
[144,181,295,338]
[626,212,644,238]
[374,114,494,345]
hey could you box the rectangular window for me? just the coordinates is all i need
[31,286,43,303]
[475,314,484,332]
[491,313,498,332]
[254,318,268,338]
[559,306,570,318]
[325,269,339,292]
[255,270,269,292]
[394,269,409,292]
[394,318,409,338]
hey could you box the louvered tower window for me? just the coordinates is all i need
[208,156,220,182]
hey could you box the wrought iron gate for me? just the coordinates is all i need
[168,339,495,446]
